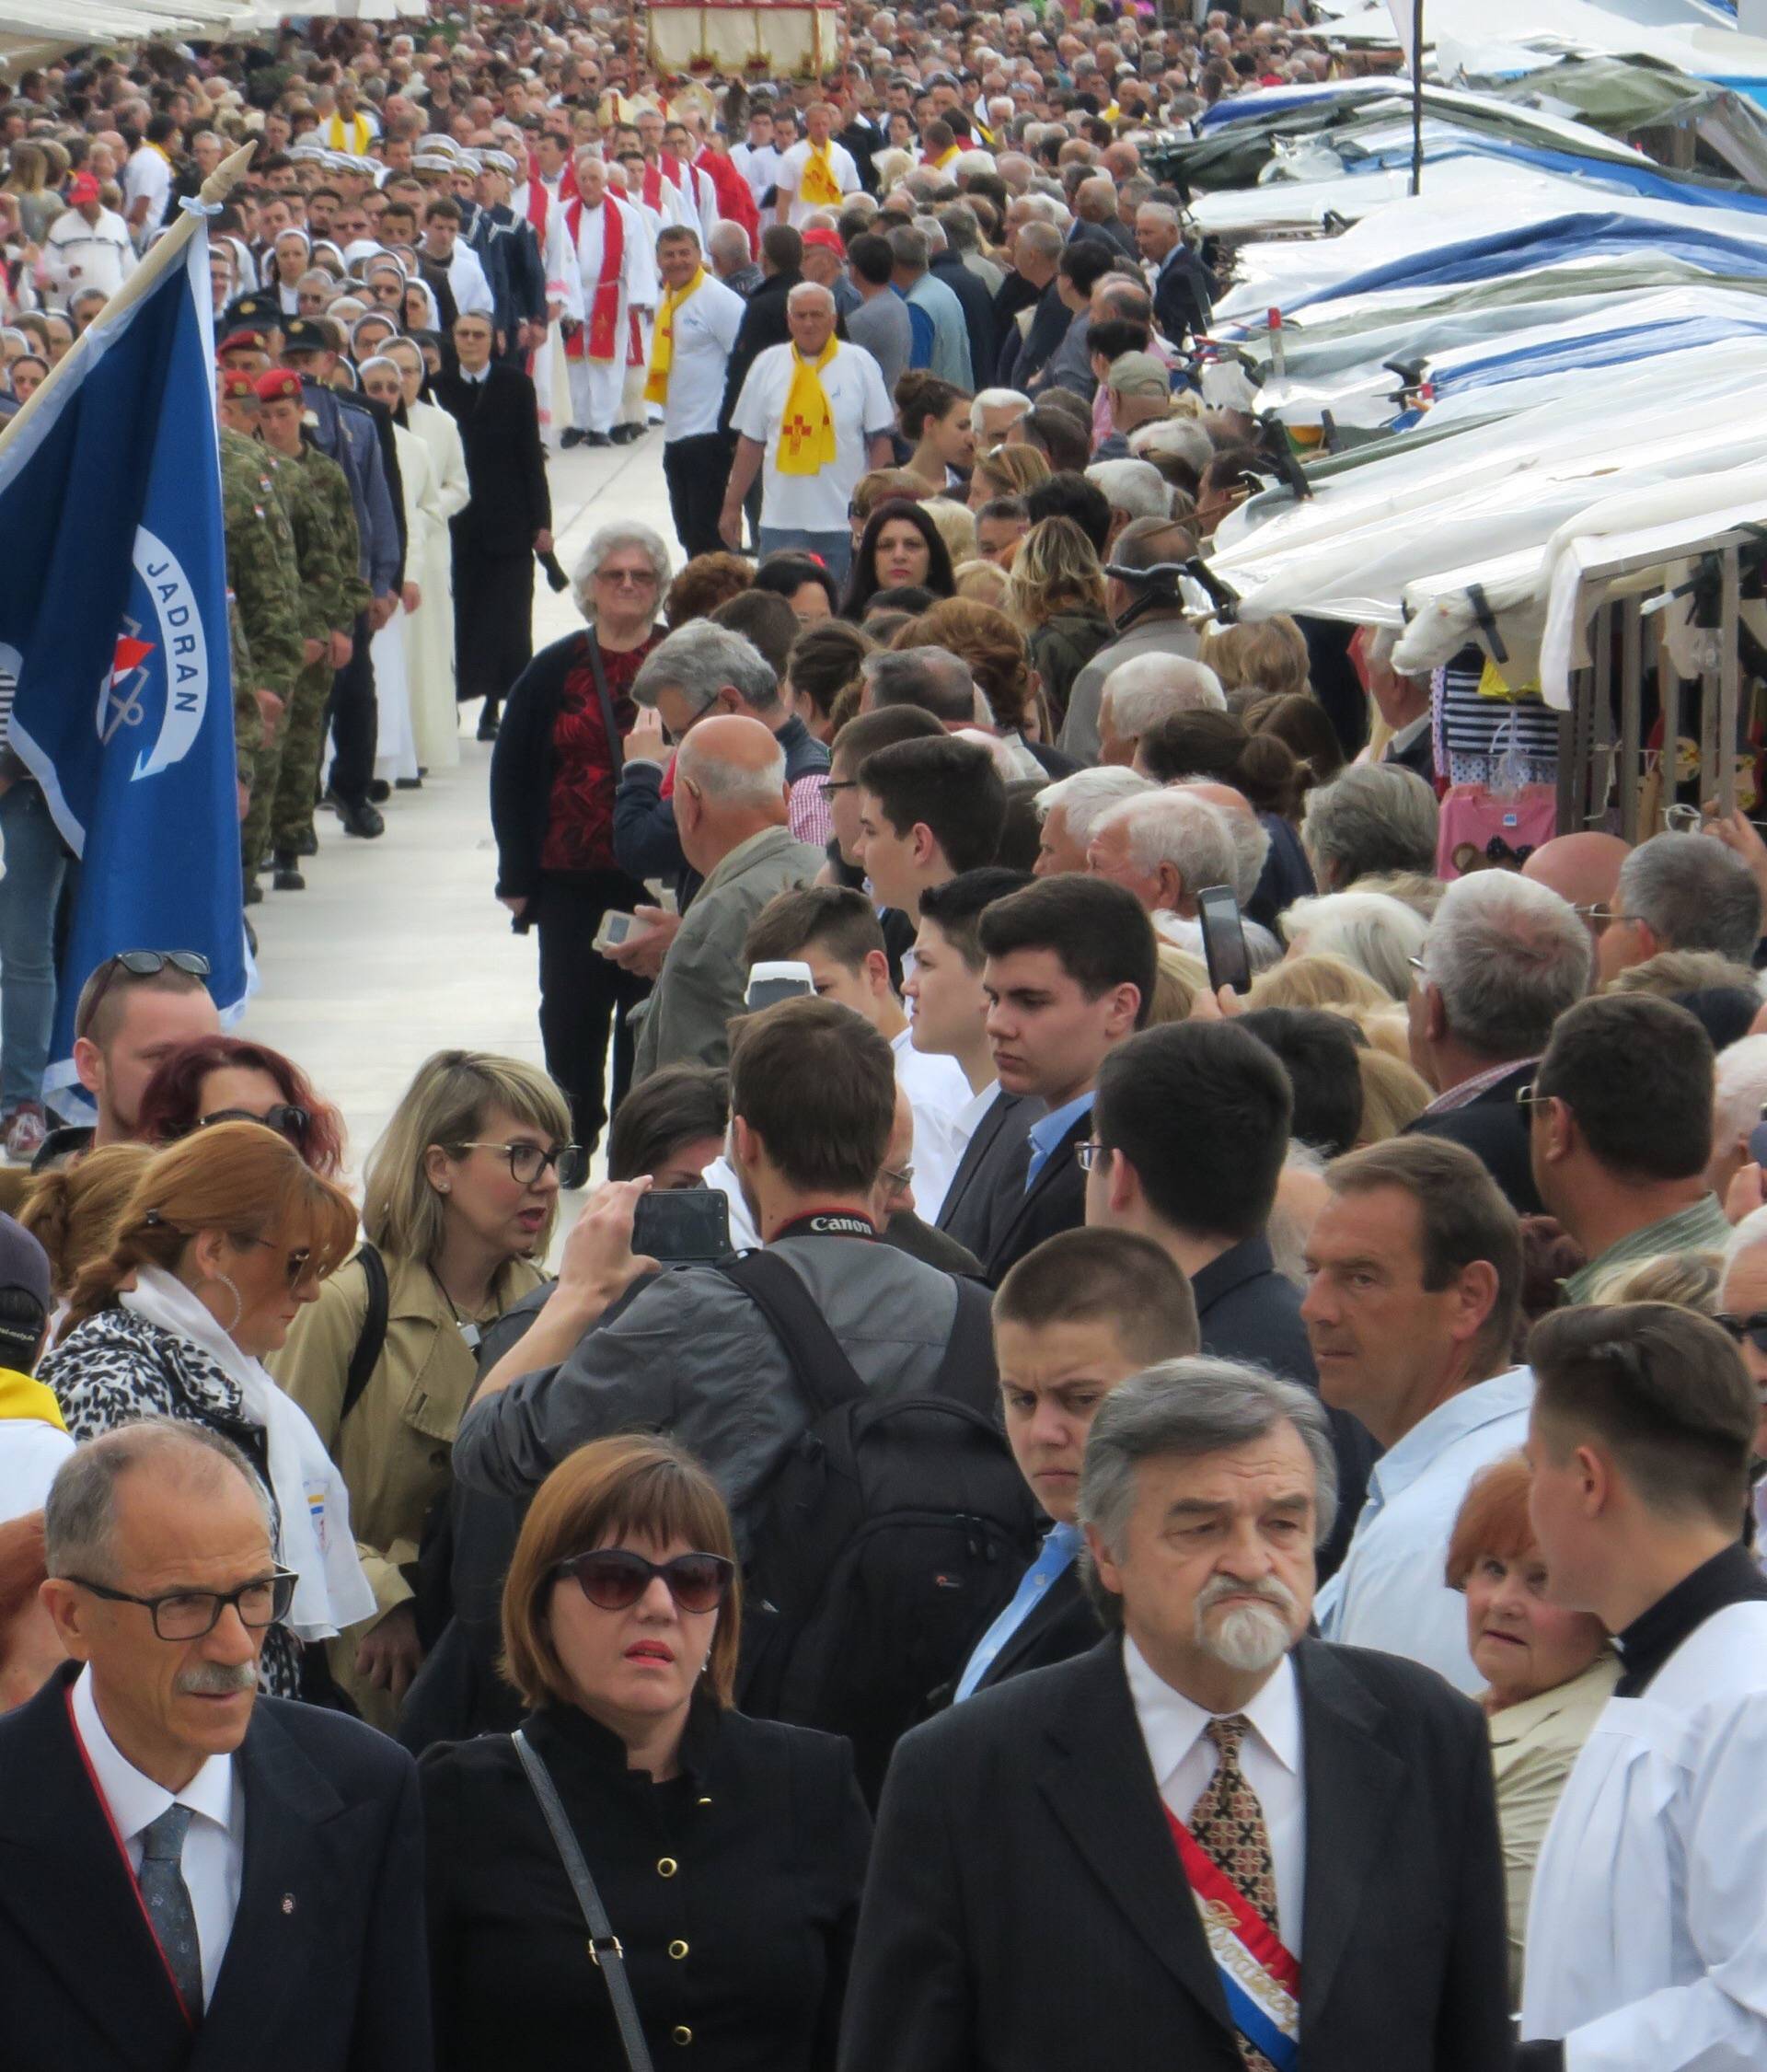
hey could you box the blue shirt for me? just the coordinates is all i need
[1025,1092,1093,1189]
[895,285,936,372]
[954,1521,1082,1701]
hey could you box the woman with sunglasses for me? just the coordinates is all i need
[37,1124,369,1699]
[134,1034,345,1177]
[422,1434,870,2071]
[272,1050,573,1729]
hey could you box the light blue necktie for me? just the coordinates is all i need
[954,1522,1082,1701]
[138,1802,203,2019]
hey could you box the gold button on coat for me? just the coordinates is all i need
[657,1857,678,1878]
[668,1939,689,1960]
[671,2026,693,2046]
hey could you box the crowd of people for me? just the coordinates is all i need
[3,4,1767,2069]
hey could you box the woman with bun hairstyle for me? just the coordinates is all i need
[895,371,975,495]
[18,1143,155,1311]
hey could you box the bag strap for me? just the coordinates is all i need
[930,1278,995,1401]
[718,1249,868,1420]
[585,628,623,781]
[512,1730,656,2072]
[340,1244,389,1425]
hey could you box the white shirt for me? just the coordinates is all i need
[892,1025,974,1227]
[731,338,894,536]
[944,1077,999,1163]
[1124,1635,1306,1956]
[71,1664,244,2006]
[1523,1598,1767,2066]
[658,273,745,442]
[42,205,137,305]
[774,138,862,227]
[442,241,495,318]
[732,140,780,206]
[122,145,173,240]
[1315,1365,1534,1695]
[0,1418,75,1523]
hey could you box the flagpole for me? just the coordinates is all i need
[1410,0,1425,198]
[0,139,258,461]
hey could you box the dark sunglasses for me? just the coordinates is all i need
[1717,1313,1767,1357]
[78,949,210,1039]
[199,1103,309,1144]
[239,1234,318,1289]
[554,1549,735,1615]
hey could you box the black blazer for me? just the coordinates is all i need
[936,1086,1043,1260]
[978,1105,1086,1288]
[839,1638,1511,2072]
[721,266,801,430]
[930,252,996,396]
[422,1696,872,2072]
[1403,1062,1542,1215]
[433,362,550,556]
[1151,246,1212,347]
[965,1560,1101,1697]
[1382,723,1438,787]
[0,1662,432,2072]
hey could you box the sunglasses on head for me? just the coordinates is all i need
[199,1104,309,1144]
[78,949,210,1039]
[554,1549,735,1615]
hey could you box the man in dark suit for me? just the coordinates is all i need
[840,1360,1511,2072]
[1086,1019,1378,1576]
[2,1420,430,2072]
[718,221,804,433]
[433,306,551,739]
[1134,202,1213,350]
[929,231,996,404]
[950,1228,1198,1700]
[971,876,1156,1286]
[1404,868,1593,1216]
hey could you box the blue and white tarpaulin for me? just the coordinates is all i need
[0,207,247,1089]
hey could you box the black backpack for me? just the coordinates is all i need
[719,1249,1041,1800]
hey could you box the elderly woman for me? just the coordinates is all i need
[1280,890,1429,1003]
[421,1435,870,2070]
[38,1124,371,1698]
[491,521,671,1157]
[1446,1455,1617,2003]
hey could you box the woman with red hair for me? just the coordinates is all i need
[134,1035,345,1178]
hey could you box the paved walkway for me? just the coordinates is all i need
[239,426,683,1200]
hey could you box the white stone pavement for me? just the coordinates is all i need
[237,425,686,1227]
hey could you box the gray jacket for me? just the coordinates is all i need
[1059,615,1203,762]
[631,823,824,1079]
[451,1234,977,1547]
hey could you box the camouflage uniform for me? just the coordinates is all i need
[264,436,365,862]
[221,427,303,882]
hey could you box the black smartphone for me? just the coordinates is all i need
[1750,1103,1767,1168]
[1197,885,1252,996]
[633,1187,733,1267]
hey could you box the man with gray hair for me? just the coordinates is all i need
[5,1419,431,2069]
[1085,789,1240,953]
[632,713,823,1076]
[1406,871,1592,1214]
[707,219,762,298]
[1136,197,1212,345]
[1091,359,1174,464]
[971,386,1032,446]
[1070,172,1138,260]
[1599,830,1764,985]
[1302,763,1439,892]
[863,644,985,727]
[890,225,973,387]
[1034,766,1154,876]
[1098,651,1225,767]
[1061,518,1205,761]
[843,1357,1512,2072]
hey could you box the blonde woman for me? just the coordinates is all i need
[921,493,977,568]
[1200,615,1311,700]
[968,439,1051,511]
[1006,515,1114,728]
[1243,952,1392,1015]
[272,1049,575,1727]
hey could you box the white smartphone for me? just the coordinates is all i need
[593,910,652,955]
[745,959,817,1010]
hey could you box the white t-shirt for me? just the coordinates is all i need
[732,140,780,206]
[893,1025,975,1227]
[122,144,173,239]
[0,1418,75,1524]
[731,339,893,536]
[660,274,745,442]
[774,138,861,227]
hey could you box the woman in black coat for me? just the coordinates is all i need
[421,1435,871,2071]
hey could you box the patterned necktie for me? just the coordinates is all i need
[138,1803,204,2020]
[1187,1715,1279,2072]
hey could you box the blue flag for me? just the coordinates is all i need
[0,216,246,1094]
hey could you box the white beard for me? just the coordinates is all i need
[1196,1596,1294,1674]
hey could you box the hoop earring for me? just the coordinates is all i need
[199,1273,244,1337]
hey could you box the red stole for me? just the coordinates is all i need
[566,195,625,364]
[525,176,548,237]
[641,161,665,214]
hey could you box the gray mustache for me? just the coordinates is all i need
[1196,1576,1297,1616]
[176,1661,259,1696]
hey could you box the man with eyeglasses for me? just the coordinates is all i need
[3,1420,431,2069]
[33,952,221,1173]
[1716,1210,1767,1558]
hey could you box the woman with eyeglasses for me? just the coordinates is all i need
[272,1050,573,1729]
[491,522,673,1161]
[37,1124,370,1699]
[133,1034,345,1177]
[421,1434,870,2071]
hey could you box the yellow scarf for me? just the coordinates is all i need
[799,142,843,205]
[777,337,838,476]
[325,111,372,156]
[0,1365,65,1432]
[643,266,705,405]
[930,144,961,169]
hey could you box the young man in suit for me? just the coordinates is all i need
[1086,1019,1379,1579]
[952,1228,1197,1700]
[842,1360,1512,2072]
[972,875,1155,1286]
[902,868,1037,1259]
[2,1420,430,2071]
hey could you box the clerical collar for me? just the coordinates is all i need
[1612,1540,1767,1697]
[769,1209,877,1242]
